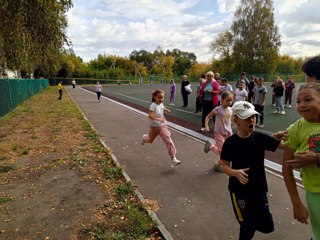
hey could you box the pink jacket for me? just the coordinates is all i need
[200,80,220,106]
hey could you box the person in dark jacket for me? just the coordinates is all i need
[181,75,190,107]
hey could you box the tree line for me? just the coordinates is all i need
[0,0,312,82]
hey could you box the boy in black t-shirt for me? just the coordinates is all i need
[221,101,283,240]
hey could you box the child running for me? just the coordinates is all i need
[204,91,233,172]
[140,89,181,167]
[95,81,102,101]
[282,82,320,240]
[220,101,283,240]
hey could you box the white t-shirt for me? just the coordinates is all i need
[95,84,102,92]
[149,102,165,127]
[234,88,248,102]
[219,84,233,101]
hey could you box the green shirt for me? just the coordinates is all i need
[285,118,320,192]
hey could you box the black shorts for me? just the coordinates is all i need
[230,190,274,238]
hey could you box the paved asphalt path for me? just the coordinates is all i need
[67,86,311,240]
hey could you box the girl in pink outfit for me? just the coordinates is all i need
[204,91,233,171]
[140,89,181,167]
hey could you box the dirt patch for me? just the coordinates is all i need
[0,168,104,239]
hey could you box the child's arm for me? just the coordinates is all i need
[261,92,266,106]
[164,107,171,113]
[148,110,165,123]
[282,146,309,224]
[286,151,319,169]
[204,110,216,132]
[221,160,249,185]
[274,132,320,167]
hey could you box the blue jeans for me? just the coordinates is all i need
[275,96,284,112]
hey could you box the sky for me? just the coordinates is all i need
[66,0,320,63]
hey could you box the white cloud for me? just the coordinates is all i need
[66,0,320,63]
[217,0,238,13]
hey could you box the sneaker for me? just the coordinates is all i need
[273,110,279,114]
[288,105,291,108]
[204,139,215,153]
[213,163,223,172]
[259,124,264,128]
[280,111,285,115]
[200,127,205,132]
[272,104,276,107]
[171,157,181,167]
[140,136,145,145]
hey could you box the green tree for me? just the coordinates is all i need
[187,62,211,80]
[56,49,85,78]
[0,0,73,71]
[210,31,235,74]
[170,48,197,76]
[231,0,281,73]
[150,55,174,78]
[129,50,154,70]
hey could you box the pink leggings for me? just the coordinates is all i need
[210,132,231,164]
[143,125,176,157]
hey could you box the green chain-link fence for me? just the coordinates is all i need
[0,78,49,118]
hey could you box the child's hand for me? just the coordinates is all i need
[273,130,288,141]
[293,203,308,224]
[165,108,171,113]
[235,168,249,185]
[204,126,210,132]
[160,117,166,123]
[285,151,318,168]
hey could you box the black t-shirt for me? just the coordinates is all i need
[220,131,280,193]
[248,81,255,93]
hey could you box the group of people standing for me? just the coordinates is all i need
[142,55,320,240]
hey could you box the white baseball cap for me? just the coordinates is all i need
[232,101,260,119]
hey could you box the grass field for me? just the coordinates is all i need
[96,81,301,134]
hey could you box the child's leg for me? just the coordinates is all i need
[158,125,176,157]
[143,127,159,144]
[213,133,225,163]
[230,191,274,239]
[306,191,320,240]
[275,97,280,112]
[170,92,174,103]
[229,191,256,240]
[272,94,275,105]
[288,90,292,105]
[279,96,284,111]
[260,105,264,124]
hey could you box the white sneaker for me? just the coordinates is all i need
[280,111,285,115]
[273,110,279,114]
[171,157,181,167]
[272,104,276,107]
[259,124,264,128]
[200,127,205,132]
[140,135,145,145]
[288,105,291,108]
